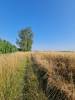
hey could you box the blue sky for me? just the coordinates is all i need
[0,0,75,50]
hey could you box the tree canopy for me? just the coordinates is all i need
[0,39,17,53]
[16,27,33,51]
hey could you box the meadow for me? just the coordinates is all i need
[31,52,75,100]
[0,52,47,100]
[0,51,75,100]
[0,52,28,100]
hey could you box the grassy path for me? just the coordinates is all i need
[22,57,47,100]
[0,52,47,100]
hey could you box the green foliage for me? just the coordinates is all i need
[0,39,17,54]
[16,27,33,51]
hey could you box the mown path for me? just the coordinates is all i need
[22,57,47,100]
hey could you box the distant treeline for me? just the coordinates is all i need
[0,39,17,53]
[0,27,33,53]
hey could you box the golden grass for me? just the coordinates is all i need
[0,52,29,100]
[32,52,75,100]
[1,51,75,100]
[0,51,48,100]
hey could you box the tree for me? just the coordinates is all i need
[16,27,33,51]
[0,39,17,54]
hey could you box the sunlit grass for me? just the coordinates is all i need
[0,52,28,100]
[32,52,75,100]
[1,51,75,100]
[0,52,47,100]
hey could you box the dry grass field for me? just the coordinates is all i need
[31,52,75,100]
[0,52,47,100]
[0,52,28,100]
[0,51,75,100]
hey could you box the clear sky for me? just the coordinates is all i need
[0,0,75,51]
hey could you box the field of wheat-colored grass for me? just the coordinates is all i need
[0,52,47,100]
[0,52,29,100]
[1,51,75,100]
[31,52,75,100]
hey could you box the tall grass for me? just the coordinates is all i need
[0,52,28,100]
[32,52,75,100]
[1,51,75,100]
[0,52,47,100]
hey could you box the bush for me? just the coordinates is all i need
[0,39,17,54]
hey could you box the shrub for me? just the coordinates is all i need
[0,39,17,54]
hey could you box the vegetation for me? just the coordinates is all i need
[1,52,75,100]
[0,39,17,53]
[16,27,33,51]
[0,27,33,54]
[22,58,47,100]
[32,52,75,100]
[0,27,75,100]
[0,52,47,100]
[0,52,27,100]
